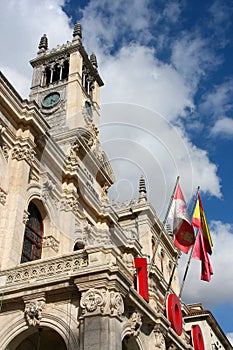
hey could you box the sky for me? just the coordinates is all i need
[0,0,232,343]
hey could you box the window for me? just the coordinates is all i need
[62,60,69,80]
[21,203,43,263]
[160,249,165,274]
[52,63,60,83]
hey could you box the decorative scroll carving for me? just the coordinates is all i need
[80,288,106,314]
[110,291,124,317]
[12,145,35,163]
[129,312,142,336]
[42,178,55,200]
[5,251,88,284]
[154,330,166,350]
[0,188,7,205]
[42,235,60,252]
[24,299,45,326]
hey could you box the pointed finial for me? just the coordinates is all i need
[73,22,82,40]
[90,52,98,69]
[139,175,147,202]
[38,34,48,52]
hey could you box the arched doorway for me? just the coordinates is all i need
[122,335,141,350]
[15,327,67,350]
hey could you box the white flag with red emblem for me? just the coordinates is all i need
[168,183,195,253]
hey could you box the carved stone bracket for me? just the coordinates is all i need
[80,288,106,315]
[153,328,166,350]
[43,235,60,252]
[24,298,45,326]
[129,312,142,336]
[122,253,134,274]
[60,194,85,219]
[0,188,7,205]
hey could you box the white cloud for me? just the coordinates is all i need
[171,34,219,90]
[163,1,181,23]
[80,0,153,54]
[100,104,221,218]
[200,80,233,121]
[211,117,233,136]
[180,220,233,306]
[100,45,194,120]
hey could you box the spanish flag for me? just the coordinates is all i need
[192,194,213,254]
[192,194,213,282]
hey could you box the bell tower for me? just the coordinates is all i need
[29,23,104,138]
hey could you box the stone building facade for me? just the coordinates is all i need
[0,24,231,350]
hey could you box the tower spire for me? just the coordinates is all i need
[138,175,147,203]
[38,34,48,53]
[73,22,82,41]
[90,52,98,69]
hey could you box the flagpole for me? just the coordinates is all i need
[148,175,180,275]
[179,186,200,298]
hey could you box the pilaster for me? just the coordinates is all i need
[0,135,35,269]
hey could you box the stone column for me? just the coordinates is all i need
[79,288,124,350]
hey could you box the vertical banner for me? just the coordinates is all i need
[134,258,149,302]
[191,324,205,350]
[166,293,183,336]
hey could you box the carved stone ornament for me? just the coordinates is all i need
[154,330,166,350]
[80,288,106,314]
[60,194,85,219]
[101,182,110,203]
[0,188,7,205]
[42,235,60,252]
[24,299,45,326]
[129,312,142,336]
[2,145,9,161]
[0,124,6,134]
[110,291,124,317]
[122,253,134,274]
[23,210,29,224]
[12,145,35,163]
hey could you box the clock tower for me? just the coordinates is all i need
[29,23,104,143]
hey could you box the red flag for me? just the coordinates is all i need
[169,183,195,253]
[192,229,213,282]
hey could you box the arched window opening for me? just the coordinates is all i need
[45,67,51,85]
[21,202,43,263]
[73,242,84,251]
[52,63,60,83]
[122,335,140,350]
[62,60,69,80]
[15,327,67,350]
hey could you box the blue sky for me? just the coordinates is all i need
[0,0,232,342]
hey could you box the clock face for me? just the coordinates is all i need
[85,101,93,119]
[42,92,60,108]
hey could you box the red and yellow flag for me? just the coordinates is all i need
[192,194,213,254]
